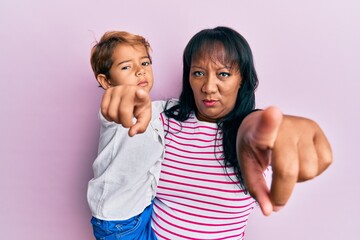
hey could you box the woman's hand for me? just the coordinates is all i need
[236,107,333,216]
[101,85,152,136]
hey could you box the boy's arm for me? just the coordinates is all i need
[101,85,152,137]
[236,107,332,216]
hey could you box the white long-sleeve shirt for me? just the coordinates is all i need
[87,101,165,220]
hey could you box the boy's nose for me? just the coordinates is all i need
[136,67,145,76]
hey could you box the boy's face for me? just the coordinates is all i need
[100,44,153,92]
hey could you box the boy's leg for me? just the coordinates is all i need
[133,200,157,240]
[91,201,156,240]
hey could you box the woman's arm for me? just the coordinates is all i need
[236,106,332,216]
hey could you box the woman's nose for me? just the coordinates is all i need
[202,77,217,94]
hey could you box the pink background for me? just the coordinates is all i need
[0,0,359,239]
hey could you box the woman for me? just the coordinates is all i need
[100,26,332,239]
[151,26,262,239]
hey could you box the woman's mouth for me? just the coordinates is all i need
[203,99,218,107]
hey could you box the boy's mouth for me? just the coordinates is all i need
[137,80,148,87]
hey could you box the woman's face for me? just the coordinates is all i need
[189,53,242,122]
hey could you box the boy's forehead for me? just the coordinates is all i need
[116,43,145,50]
[114,44,149,55]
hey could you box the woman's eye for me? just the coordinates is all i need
[142,61,150,66]
[219,72,230,78]
[193,71,204,77]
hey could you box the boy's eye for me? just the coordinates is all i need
[121,66,131,70]
[142,61,150,66]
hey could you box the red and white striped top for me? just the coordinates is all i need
[152,112,256,240]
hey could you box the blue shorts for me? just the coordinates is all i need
[91,202,156,240]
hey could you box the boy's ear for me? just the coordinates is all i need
[97,74,112,89]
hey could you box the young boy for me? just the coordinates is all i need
[87,31,164,239]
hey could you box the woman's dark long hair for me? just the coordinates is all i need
[164,26,259,190]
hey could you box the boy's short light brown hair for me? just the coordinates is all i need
[90,31,151,79]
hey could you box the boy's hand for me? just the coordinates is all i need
[101,85,152,136]
[236,107,333,216]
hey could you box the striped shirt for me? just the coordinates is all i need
[152,112,256,240]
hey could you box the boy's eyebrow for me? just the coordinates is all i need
[140,56,151,61]
[117,56,150,65]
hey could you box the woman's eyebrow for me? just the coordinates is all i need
[190,65,202,68]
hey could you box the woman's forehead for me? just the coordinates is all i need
[197,39,236,57]
[192,44,237,69]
